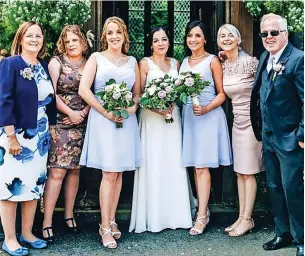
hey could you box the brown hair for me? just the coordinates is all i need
[101,16,130,54]
[10,21,46,58]
[56,25,89,56]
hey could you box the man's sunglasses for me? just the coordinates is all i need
[259,30,286,38]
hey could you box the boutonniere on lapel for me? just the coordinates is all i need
[20,67,34,80]
[272,62,285,81]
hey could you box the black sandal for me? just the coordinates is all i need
[64,217,79,233]
[42,226,55,244]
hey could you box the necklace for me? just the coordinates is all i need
[67,56,85,69]
[190,52,209,60]
[21,54,39,65]
[110,55,123,65]
[155,61,170,72]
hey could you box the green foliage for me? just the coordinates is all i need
[244,0,304,32]
[0,0,91,56]
[151,10,167,27]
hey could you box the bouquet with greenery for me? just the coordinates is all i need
[96,79,134,128]
[139,74,177,123]
[174,72,210,106]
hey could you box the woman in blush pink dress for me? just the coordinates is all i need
[218,24,264,237]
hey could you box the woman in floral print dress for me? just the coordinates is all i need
[42,25,91,243]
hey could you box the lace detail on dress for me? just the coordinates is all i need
[223,54,258,76]
[144,57,176,73]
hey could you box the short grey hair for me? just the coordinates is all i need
[217,24,242,47]
[261,13,288,31]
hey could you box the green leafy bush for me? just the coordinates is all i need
[244,0,304,32]
[0,0,91,57]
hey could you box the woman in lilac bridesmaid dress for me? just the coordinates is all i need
[180,20,232,235]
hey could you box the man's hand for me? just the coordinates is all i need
[298,141,304,149]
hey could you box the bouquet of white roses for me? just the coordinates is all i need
[139,74,178,123]
[174,71,210,105]
[96,79,134,128]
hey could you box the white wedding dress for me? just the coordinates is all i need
[129,57,193,233]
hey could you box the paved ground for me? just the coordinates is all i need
[0,213,297,256]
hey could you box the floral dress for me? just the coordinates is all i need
[0,64,54,201]
[48,55,87,170]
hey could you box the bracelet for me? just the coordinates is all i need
[7,131,15,137]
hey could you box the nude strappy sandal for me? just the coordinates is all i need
[99,224,117,249]
[110,219,121,239]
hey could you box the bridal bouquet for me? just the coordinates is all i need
[139,74,177,123]
[96,79,134,128]
[174,71,210,105]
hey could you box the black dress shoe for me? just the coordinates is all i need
[263,236,292,250]
[64,217,79,233]
[42,226,55,244]
[296,245,304,256]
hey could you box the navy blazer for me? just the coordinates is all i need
[250,43,304,151]
[0,55,57,128]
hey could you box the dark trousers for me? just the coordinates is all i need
[263,132,304,245]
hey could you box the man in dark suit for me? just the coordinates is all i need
[250,13,304,256]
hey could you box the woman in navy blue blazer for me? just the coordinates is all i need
[0,21,56,255]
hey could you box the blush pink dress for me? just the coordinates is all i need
[223,52,264,174]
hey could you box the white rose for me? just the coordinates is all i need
[125,92,133,101]
[105,87,112,92]
[148,86,156,96]
[175,79,182,86]
[105,84,114,91]
[154,78,162,83]
[112,91,121,100]
[185,77,195,87]
[165,86,172,93]
[273,63,283,72]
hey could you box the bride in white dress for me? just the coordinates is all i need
[129,26,193,233]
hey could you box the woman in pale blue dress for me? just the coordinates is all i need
[78,17,141,249]
[180,20,232,235]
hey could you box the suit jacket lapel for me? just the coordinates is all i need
[276,42,293,65]
[253,51,269,92]
[266,43,292,99]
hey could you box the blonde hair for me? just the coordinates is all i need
[100,16,130,54]
[0,49,8,57]
[217,24,242,47]
[56,25,88,56]
[10,21,46,58]
[261,13,288,31]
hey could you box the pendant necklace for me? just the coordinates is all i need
[111,55,123,66]
[190,52,209,60]
[67,56,85,69]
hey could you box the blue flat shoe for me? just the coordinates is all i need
[2,242,28,256]
[19,235,47,249]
